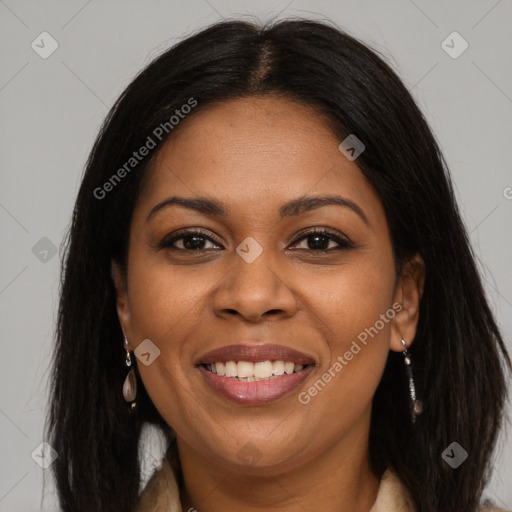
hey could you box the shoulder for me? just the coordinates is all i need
[375,469,510,512]
[136,456,182,512]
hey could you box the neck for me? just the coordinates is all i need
[175,410,380,512]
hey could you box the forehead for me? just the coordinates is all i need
[135,96,382,224]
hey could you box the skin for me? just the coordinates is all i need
[112,95,425,512]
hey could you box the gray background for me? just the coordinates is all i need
[1,0,511,510]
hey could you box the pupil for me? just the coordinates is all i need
[184,236,205,250]
[309,235,328,250]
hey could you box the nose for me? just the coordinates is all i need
[211,250,298,323]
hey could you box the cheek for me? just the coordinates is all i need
[127,250,208,339]
[301,250,396,346]
[296,250,395,409]
[125,254,205,431]
[123,249,209,409]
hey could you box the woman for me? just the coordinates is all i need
[46,19,511,512]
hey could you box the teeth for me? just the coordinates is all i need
[284,362,295,374]
[272,360,284,375]
[237,361,254,378]
[225,361,237,377]
[206,360,307,379]
[254,361,273,379]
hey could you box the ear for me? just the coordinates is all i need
[111,259,133,350]
[390,253,425,352]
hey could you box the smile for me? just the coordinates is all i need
[205,360,307,380]
[195,343,317,405]
[197,360,315,405]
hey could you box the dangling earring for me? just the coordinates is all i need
[122,335,137,411]
[401,338,423,423]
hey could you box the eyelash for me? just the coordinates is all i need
[159,228,354,253]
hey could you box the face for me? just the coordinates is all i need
[112,96,424,475]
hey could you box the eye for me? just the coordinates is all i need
[159,229,222,251]
[289,228,354,252]
[159,227,354,253]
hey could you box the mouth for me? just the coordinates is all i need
[200,360,313,381]
[194,343,316,405]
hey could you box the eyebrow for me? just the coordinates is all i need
[146,194,369,226]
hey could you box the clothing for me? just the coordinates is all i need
[135,443,508,512]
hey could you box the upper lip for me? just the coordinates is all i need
[196,344,316,366]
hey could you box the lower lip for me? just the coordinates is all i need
[197,364,315,405]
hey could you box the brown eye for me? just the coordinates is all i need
[159,230,223,251]
[289,229,354,252]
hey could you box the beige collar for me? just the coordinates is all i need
[136,452,509,512]
[136,450,415,512]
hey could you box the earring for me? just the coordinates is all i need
[122,335,137,411]
[401,338,423,423]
